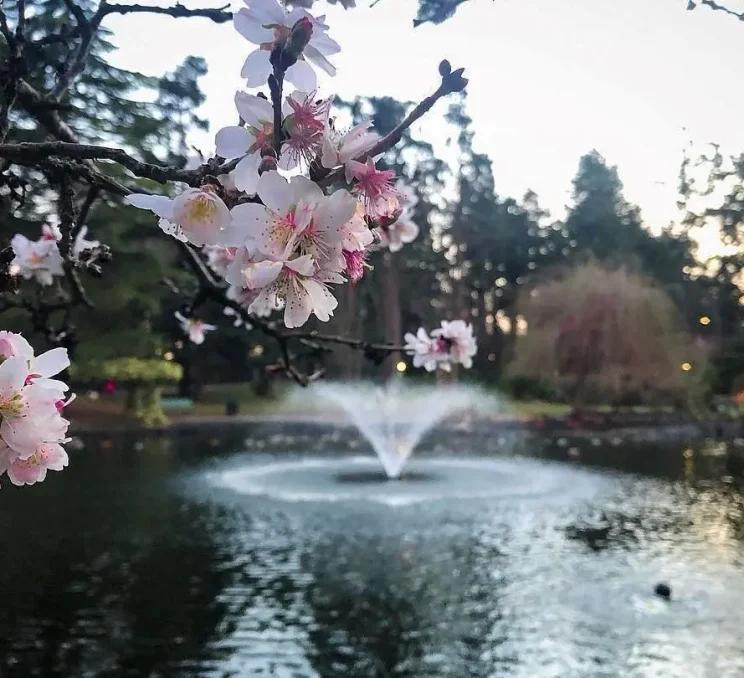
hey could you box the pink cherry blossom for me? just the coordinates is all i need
[0,332,73,487]
[174,312,217,345]
[321,120,379,176]
[343,248,366,284]
[376,181,420,252]
[404,321,478,372]
[347,157,401,221]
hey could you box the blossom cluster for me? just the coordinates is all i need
[10,224,98,286]
[0,331,73,486]
[126,0,419,331]
[404,320,477,372]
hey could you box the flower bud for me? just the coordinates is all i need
[282,16,313,66]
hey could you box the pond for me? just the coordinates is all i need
[1,422,744,677]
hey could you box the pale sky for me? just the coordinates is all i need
[107,0,744,257]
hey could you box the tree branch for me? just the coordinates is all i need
[95,2,232,24]
[316,61,467,186]
[0,140,224,185]
[688,0,744,20]
[0,1,26,142]
[53,0,95,98]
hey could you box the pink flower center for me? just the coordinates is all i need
[343,249,365,284]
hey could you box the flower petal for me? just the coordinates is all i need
[32,348,70,378]
[241,49,272,88]
[231,151,262,195]
[289,175,324,207]
[284,284,312,328]
[247,0,287,24]
[0,356,27,395]
[235,91,274,126]
[285,254,315,276]
[125,193,174,220]
[304,44,336,77]
[233,7,273,44]
[302,278,337,322]
[257,171,292,214]
[310,32,341,56]
[215,126,252,158]
[314,189,357,235]
[242,260,284,289]
[230,202,271,241]
[285,60,317,92]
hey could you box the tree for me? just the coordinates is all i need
[398,0,739,27]
[443,102,568,374]
[0,0,214,358]
[509,262,704,407]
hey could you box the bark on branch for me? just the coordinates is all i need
[0,140,224,185]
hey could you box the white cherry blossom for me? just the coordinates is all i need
[234,0,340,90]
[174,312,217,345]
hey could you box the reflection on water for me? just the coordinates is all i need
[1,424,744,677]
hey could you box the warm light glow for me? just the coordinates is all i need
[681,362,693,372]
[395,360,407,373]
[163,351,174,361]
[699,315,711,326]
[250,344,264,357]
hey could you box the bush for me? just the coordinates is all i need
[74,358,182,427]
[508,262,706,408]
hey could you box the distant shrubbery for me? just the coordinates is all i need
[509,263,707,408]
[74,358,182,427]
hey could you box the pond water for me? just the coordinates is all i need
[2,422,744,677]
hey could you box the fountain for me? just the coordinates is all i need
[312,380,482,479]
[211,380,609,507]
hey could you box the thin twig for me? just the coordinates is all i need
[692,0,744,20]
[53,0,95,98]
[316,63,467,186]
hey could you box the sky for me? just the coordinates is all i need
[106,0,744,257]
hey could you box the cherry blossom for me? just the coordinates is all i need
[348,157,401,221]
[215,91,294,193]
[321,120,379,177]
[404,328,443,372]
[283,90,332,167]
[230,171,356,263]
[0,332,72,487]
[404,321,478,372]
[126,188,237,247]
[10,233,64,286]
[41,223,100,258]
[233,0,340,90]
[175,312,217,345]
[376,182,420,252]
[204,246,238,277]
[433,320,477,369]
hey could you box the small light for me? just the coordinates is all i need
[395,360,407,373]
[681,362,693,372]
[163,351,174,361]
[250,344,264,357]
[699,315,711,326]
